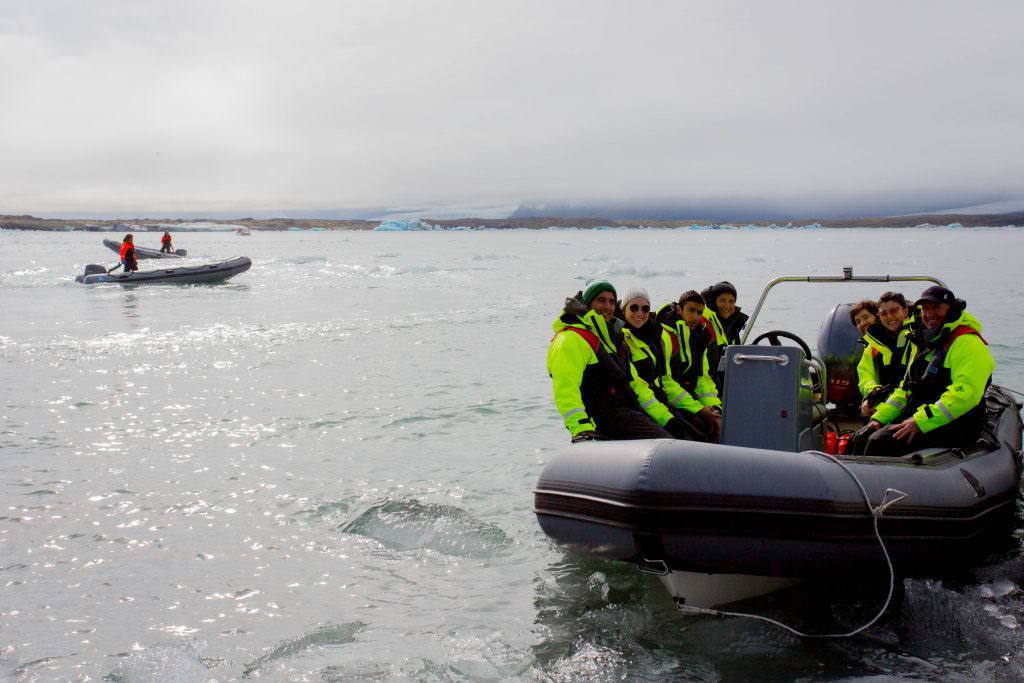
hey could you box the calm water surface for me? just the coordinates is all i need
[2,228,1023,681]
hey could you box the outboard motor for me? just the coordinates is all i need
[75,264,108,284]
[816,303,864,413]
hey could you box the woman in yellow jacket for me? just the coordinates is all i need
[619,287,716,441]
[855,292,915,417]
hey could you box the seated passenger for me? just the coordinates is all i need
[547,279,682,442]
[700,281,749,391]
[619,287,713,442]
[856,292,915,417]
[657,290,722,441]
[850,299,880,414]
[858,286,993,457]
[849,299,879,337]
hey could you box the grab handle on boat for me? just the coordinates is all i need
[732,353,790,367]
[636,557,670,576]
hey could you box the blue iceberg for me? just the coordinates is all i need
[374,219,437,231]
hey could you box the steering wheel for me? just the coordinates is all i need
[750,330,822,395]
[750,330,813,361]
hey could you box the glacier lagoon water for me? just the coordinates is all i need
[2,227,1024,681]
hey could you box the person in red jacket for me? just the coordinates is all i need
[159,231,173,254]
[119,234,139,274]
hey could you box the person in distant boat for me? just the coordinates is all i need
[618,287,713,441]
[119,233,139,274]
[700,281,749,392]
[160,231,173,254]
[547,279,683,442]
[655,290,723,441]
[856,286,993,457]
[855,292,915,417]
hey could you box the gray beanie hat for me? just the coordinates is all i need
[621,287,651,307]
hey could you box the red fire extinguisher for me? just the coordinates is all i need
[837,432,852,455]
[825,431,837,455]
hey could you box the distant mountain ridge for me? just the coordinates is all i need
[3,211,1023,232]
[510,192,1024,222]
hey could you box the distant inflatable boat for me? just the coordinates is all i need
[75,257,251,285]
[102,238,187,259]
[534,268,1024,609]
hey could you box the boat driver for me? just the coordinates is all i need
[547,279,686,442]
[855,286,994,457]
[119,233,139,274]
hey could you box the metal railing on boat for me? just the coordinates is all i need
[741,266,947,344]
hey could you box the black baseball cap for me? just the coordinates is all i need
[915,285,956,306]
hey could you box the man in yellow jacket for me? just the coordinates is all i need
[547,279,683,442]
[859,286,994,457]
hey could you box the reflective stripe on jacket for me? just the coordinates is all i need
[660,323,721,410]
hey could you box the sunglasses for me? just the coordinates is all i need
[628,303,651,313]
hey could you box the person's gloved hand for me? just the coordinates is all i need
[563,296,588,318]
[664,418,694,440]
[845,421,881,455]
[571,430,598,443]
[865,385,891,407]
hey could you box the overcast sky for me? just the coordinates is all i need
[1,0,1022,218]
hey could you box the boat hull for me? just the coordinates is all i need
[535,387,1023,605]
[103,238,187,259]
[76,257,251,285]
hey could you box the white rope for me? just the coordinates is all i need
[675,453,908,639]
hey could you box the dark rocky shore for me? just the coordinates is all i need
[2,211,1022,232]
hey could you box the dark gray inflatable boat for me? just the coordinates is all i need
[75,257,251,285]
[536,386,1021,569]
[103,238,187,259]
[535,269,1024,608]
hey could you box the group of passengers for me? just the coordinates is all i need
[548,278,995,459]
[546,279,746,445]
[847,286,994,457]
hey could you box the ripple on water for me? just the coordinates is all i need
[106,639,213,682]
[339,499,510,558]
[241,621,365,678]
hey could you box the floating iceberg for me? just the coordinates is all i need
[374,219,438,231]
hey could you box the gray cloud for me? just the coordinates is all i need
[1,0,1022,218]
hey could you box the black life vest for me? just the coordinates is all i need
[866,322,912,389]
[668,323,712,393]
[561,326,638,414]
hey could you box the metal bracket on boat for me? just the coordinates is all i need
[732,353,790,367]
[874,488,909,516]
[636,557,670,576]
